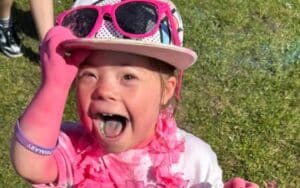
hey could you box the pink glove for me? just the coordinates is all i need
[40,26,90,90]
[19,26,90,148]
[224,177,259,188]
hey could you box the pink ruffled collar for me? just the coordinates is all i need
[72,109,186,187]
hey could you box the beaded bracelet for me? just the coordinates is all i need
[14,120,58,155]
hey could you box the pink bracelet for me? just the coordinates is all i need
[14,120,58,155]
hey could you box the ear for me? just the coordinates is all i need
[161,76,177,105]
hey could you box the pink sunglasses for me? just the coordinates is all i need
[56,0,181,46]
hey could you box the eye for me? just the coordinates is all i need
[123,74,137,80]
[78,71,97,81]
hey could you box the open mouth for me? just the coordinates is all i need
[95,113,127,138]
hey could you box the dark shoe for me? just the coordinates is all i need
[0,23,23,58]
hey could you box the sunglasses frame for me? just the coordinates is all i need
[56,0,181,46]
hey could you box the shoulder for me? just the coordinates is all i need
[178,129,216,159]
[53,122,91,174]
[174,129,223,187]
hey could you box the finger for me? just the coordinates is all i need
[245,181,259,188]
[224,181,232,188]
[42,26,76,55]
[225,177,247,188]
[67,50,91,66]
[43,26,75,44]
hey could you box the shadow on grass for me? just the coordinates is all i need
[12,5,40,64]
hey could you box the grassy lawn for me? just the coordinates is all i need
[0,0,299,187]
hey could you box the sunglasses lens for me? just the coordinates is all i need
[116,2,158,35]
[62,8,98,37]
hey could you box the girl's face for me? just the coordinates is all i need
[76,51,176,153]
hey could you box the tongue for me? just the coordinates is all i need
[103,119,123,138]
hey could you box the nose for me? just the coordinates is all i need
[91,77,118,101]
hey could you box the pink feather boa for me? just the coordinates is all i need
[71,109,186,187]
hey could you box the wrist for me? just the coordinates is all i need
[14,120,58,155]
[35,82,71,112]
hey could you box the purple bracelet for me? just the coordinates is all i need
[14,120,58,155]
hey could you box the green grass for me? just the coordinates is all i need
[0,0,299,187]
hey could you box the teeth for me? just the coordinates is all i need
[99,120,105,135]
[102,113,113,117]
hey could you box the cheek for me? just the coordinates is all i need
[131,84,162,127]
[132,98,160,145]
[129,82,161,112]
[76,83,93,109]
[76,86,93,132]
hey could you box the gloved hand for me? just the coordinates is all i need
[18,26,90,148]
[40,26,90,90]
[224,177,259,188]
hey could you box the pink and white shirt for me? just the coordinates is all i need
[33,112,223,188]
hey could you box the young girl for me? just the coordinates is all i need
[11,0,258,187]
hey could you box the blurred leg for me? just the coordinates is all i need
[0,0,13,18]
[29,0,54,41]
